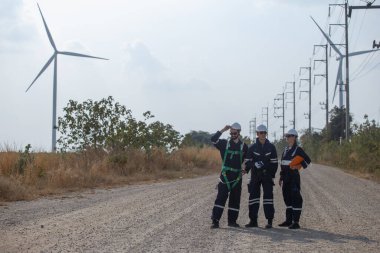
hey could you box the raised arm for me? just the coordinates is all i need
[211,125,230,150]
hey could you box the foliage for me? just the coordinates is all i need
[58,96,131,150]
[57,96,181,152]
[299,131,324,160]
[115,111,181,152]
[350,115,380,173]
[300,114,380,178]
[322,106,353,141]
[181,131,213,147]
[16,144,33,174]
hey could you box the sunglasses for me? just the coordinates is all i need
[257,131,267,135]
[230,132,239,136]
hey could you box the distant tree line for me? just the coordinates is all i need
[57,97,255,153]
[181,131,213,148]
[57,96,180,152]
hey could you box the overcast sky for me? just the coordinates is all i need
[1,0,379,150]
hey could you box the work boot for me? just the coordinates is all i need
[278,221,292,227]
[211,219,219,229]
[265,219,273,229]
[228,222,240,228]
[288,222,300,229]
[245,219,258,228]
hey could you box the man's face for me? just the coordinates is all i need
[230,129,239,140]
[257,131,267,141]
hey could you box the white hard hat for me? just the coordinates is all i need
[286,129,298,137]
[256,124,267,132]
[231,122,241,131]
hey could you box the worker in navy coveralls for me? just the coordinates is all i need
[244,124,278,229]
[278,129,311,229]
[210,123,248,229]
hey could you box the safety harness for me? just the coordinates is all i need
[221,139,243,191]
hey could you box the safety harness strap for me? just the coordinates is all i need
[221,139,243,191]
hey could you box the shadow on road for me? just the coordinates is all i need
[223,227,376,244]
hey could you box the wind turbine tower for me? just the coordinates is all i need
[27,4,108,152]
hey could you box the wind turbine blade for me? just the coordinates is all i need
[310,16,343,57]
[348,49,380,57]
[59,51,109,60]
[26,54,55,92]
[332,59,343,103]
[37,3,57,51]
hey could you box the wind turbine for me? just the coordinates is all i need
[27,3,108,152]
[310,16,379,108]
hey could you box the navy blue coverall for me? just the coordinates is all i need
[211,131,248,224]
[245,138,278,221]
[280,145,311,223]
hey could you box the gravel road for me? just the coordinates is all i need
[1,164,379,252]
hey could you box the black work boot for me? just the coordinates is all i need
[211,219,219,229]
[278,221,292,227]
[245,219,258,228]
[265,219,273,229]
[228,221,240,228]
[288,222,300,229]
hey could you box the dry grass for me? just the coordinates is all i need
[0,147,221,202]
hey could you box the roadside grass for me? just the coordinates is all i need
[0,147,221,202]
[303,140,380,182]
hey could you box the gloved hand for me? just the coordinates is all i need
[254,161,264,169]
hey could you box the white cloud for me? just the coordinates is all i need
[0,0,36,53]
[62,40,95,54]
[123,40,210,92]
[0,0,22,19]
[124,40,165,77]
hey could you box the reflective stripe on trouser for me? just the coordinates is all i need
[248,178,274,220]
[282,174,303,222]
[211,181,242,223]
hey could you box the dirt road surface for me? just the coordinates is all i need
[1,164,379,252]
